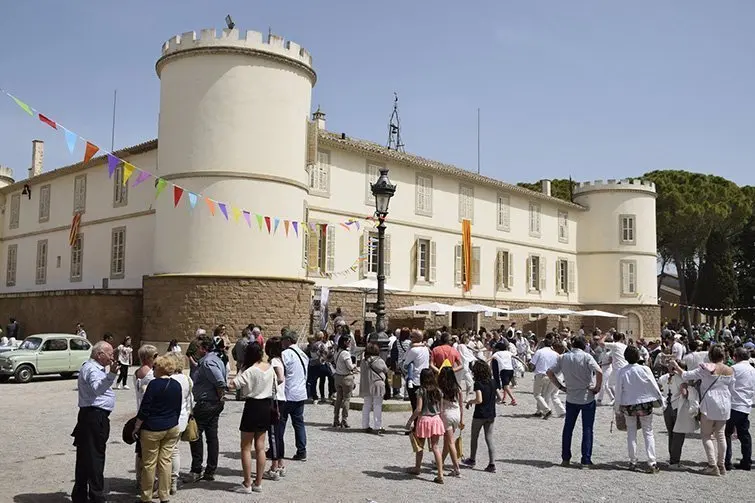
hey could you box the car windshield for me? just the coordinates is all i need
[19,337,43,350]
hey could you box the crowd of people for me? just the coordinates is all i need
[68,314,755,502]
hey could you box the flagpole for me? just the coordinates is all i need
[111,89,117,151]
[477,108,480,174]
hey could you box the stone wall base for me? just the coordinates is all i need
[142,275,313,345]
[0,289,142,344]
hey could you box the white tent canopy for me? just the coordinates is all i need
[396,302,456,313]
[507,307,576,316]
[573,309,627,318]
[336,278,405,292]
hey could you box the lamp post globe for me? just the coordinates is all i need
[369,168,396,360]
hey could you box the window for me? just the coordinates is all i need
[529,202,541,237]
[365,162,381,204]
[110,227,126,279]
[459,185,474,222]
[70,235,83,282]
[9,193,20,229]
[6,244,17,287]
[556,258,575,294]
[496,305,510,321]
[414,238,436,283]
[113,163,128,207]
[620,214,636,245]
[306,224,335,275]
[366,231,378,274]
[42,338,69,351]
[558,211,568,243]
[70,338,91,351]
[415,174,433,216]
[497,194,510,231]
[35,239,48,285]
[620,260,637,296]
[454,244,480,286]
[39,184,51,223]
[73,174,87,214]
[496,249,513,291]
[527,255,545,292]
[309,151,330,195]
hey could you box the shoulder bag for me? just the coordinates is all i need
[182,377,199,442]
[270,374,281,423]
[695,375,720,422]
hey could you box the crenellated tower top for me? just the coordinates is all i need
[573,178,656,196]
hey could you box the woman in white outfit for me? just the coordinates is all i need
[670,344,735,476]
[614,345,663,473]
[168,352,192,496]
[455,334,476,398]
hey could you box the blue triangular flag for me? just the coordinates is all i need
[107,154,119,178]
[273,218,280,234]
[64,128,77,154]
[188,192,198,209]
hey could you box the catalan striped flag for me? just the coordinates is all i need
[69,213,82,246]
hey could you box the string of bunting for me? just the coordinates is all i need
[1,88,381,237]
[659,299,755,312]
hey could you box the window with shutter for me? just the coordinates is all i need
[310,151,330,194]
[620,260,637,296]
[528,255,542,292]
[429,240,437,283]
[529,202,541,237]
[620,214,636,244]
[415,174,433,216]
[539,256,546,292]
[39,185,51,223]
[459,185,474,222]
[507,252,514,289]
[568,260,576,293]
[496,249,510,291]
[365,231,378,275]
[497,194,510,231]
[110,227,126,279]
[70,235,83,282]
[556,259,569,293]
[417,238,431,281]
[558,211,568,243]
[325,224,336,273]
[454,244,462,286]
[73,174,87,214]
[6,244,17,287]
[471,247,480,285]
[35,239,48,285]
[306,119,318,166]
[9,193,20,230]
[306,226,321,275]
[113,163,129,207]
[365,163,381,204]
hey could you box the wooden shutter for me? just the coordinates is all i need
[306,120,318,166]
[326,225,336,273]
[555,260,561,292]
[620,262,628,294]
[413,239,420,282]
[568,260,576,293]
[508,251,514,289]
[454,244,462,286]
[539,256,546,292]
[526,256,531,290]
[496,250,504,291]
[360,232,368,278]
[384,234,391,278]
[429,240,437,283]
[472,247,480,285]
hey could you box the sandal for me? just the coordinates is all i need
[433,476,444,484]
[449,468,462,477]
[510,400,518,406]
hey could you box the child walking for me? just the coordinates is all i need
[406,368,446,484]
[438,366,463,477]
[463,360,497,473]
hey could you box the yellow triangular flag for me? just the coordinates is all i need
[123,163,134,185]
[231,206,242,222]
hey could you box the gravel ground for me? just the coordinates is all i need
[3,373,752,503]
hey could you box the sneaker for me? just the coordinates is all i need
[292,453,307,462]
[462,458,476,467]
[377,428,386,435]
[333,420,340,428]
[233,484,252,494]
[123,385,130,390]
[276,466,287,477]
[543,410,553,420]
[718,464,727,476]
[263,469,280,481]
[183,472,202,483]
[734,463,752,471]
[484,464,496,473]
[667,463,685,471]
[560,460,570,467]
[202,472,215,481]
[341,421,350,429]
[364,427,374,433]
[252,484,263,493]
[580,462,595,470]
[647,463,660,474]
[702,465,720,476]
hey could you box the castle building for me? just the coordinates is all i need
[0,27,660,347]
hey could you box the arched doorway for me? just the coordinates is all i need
[618,312,642,339]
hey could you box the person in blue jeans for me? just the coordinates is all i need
[547,335,603,467]
[281,332,309,461]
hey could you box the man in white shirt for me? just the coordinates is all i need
[669,334,686,361]
[601,332,628,403]
[658,369,686,469]
[281,332,309,461]
[682,340,708,370]
[725,348,755,471]
[530,337,561,419]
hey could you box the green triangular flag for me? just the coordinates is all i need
[255,214,264,231]
[155,178,167,199]
[11,95,33,116]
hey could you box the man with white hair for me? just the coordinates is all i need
[71,341,120,503]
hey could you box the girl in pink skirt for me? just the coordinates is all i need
[406,368,446,484]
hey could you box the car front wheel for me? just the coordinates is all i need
[14,365,34,384]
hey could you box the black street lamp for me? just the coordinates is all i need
[370,167,396,357]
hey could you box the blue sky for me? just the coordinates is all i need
[1,1,754,186]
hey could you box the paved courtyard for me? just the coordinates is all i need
[3,373,752,503]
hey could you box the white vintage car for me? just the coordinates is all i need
[0,334,92,383]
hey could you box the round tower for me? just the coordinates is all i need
[0,166,16,189]
[573,178,659,337]
[143,27,316,343]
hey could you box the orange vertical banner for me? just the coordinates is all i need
[461,218,472,292]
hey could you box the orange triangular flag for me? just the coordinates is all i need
[205,198,216,216]
[84,142,99,163]
[284,220,290,236]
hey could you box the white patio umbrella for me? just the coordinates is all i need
[397,302,457,312]
[573,309,626,318]
[336,278,405,292]
[450,303,509,314]
[507,307,575,315]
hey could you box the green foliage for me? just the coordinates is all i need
[695,230,737,312]
[517,179,574,202]
[735,186,755,322]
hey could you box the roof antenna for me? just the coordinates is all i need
[225,15,235,30]
[387,92,405,152]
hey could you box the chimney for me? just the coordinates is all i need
[29,140,44,178]
[312,106,326,130]
[541,179,552,197]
